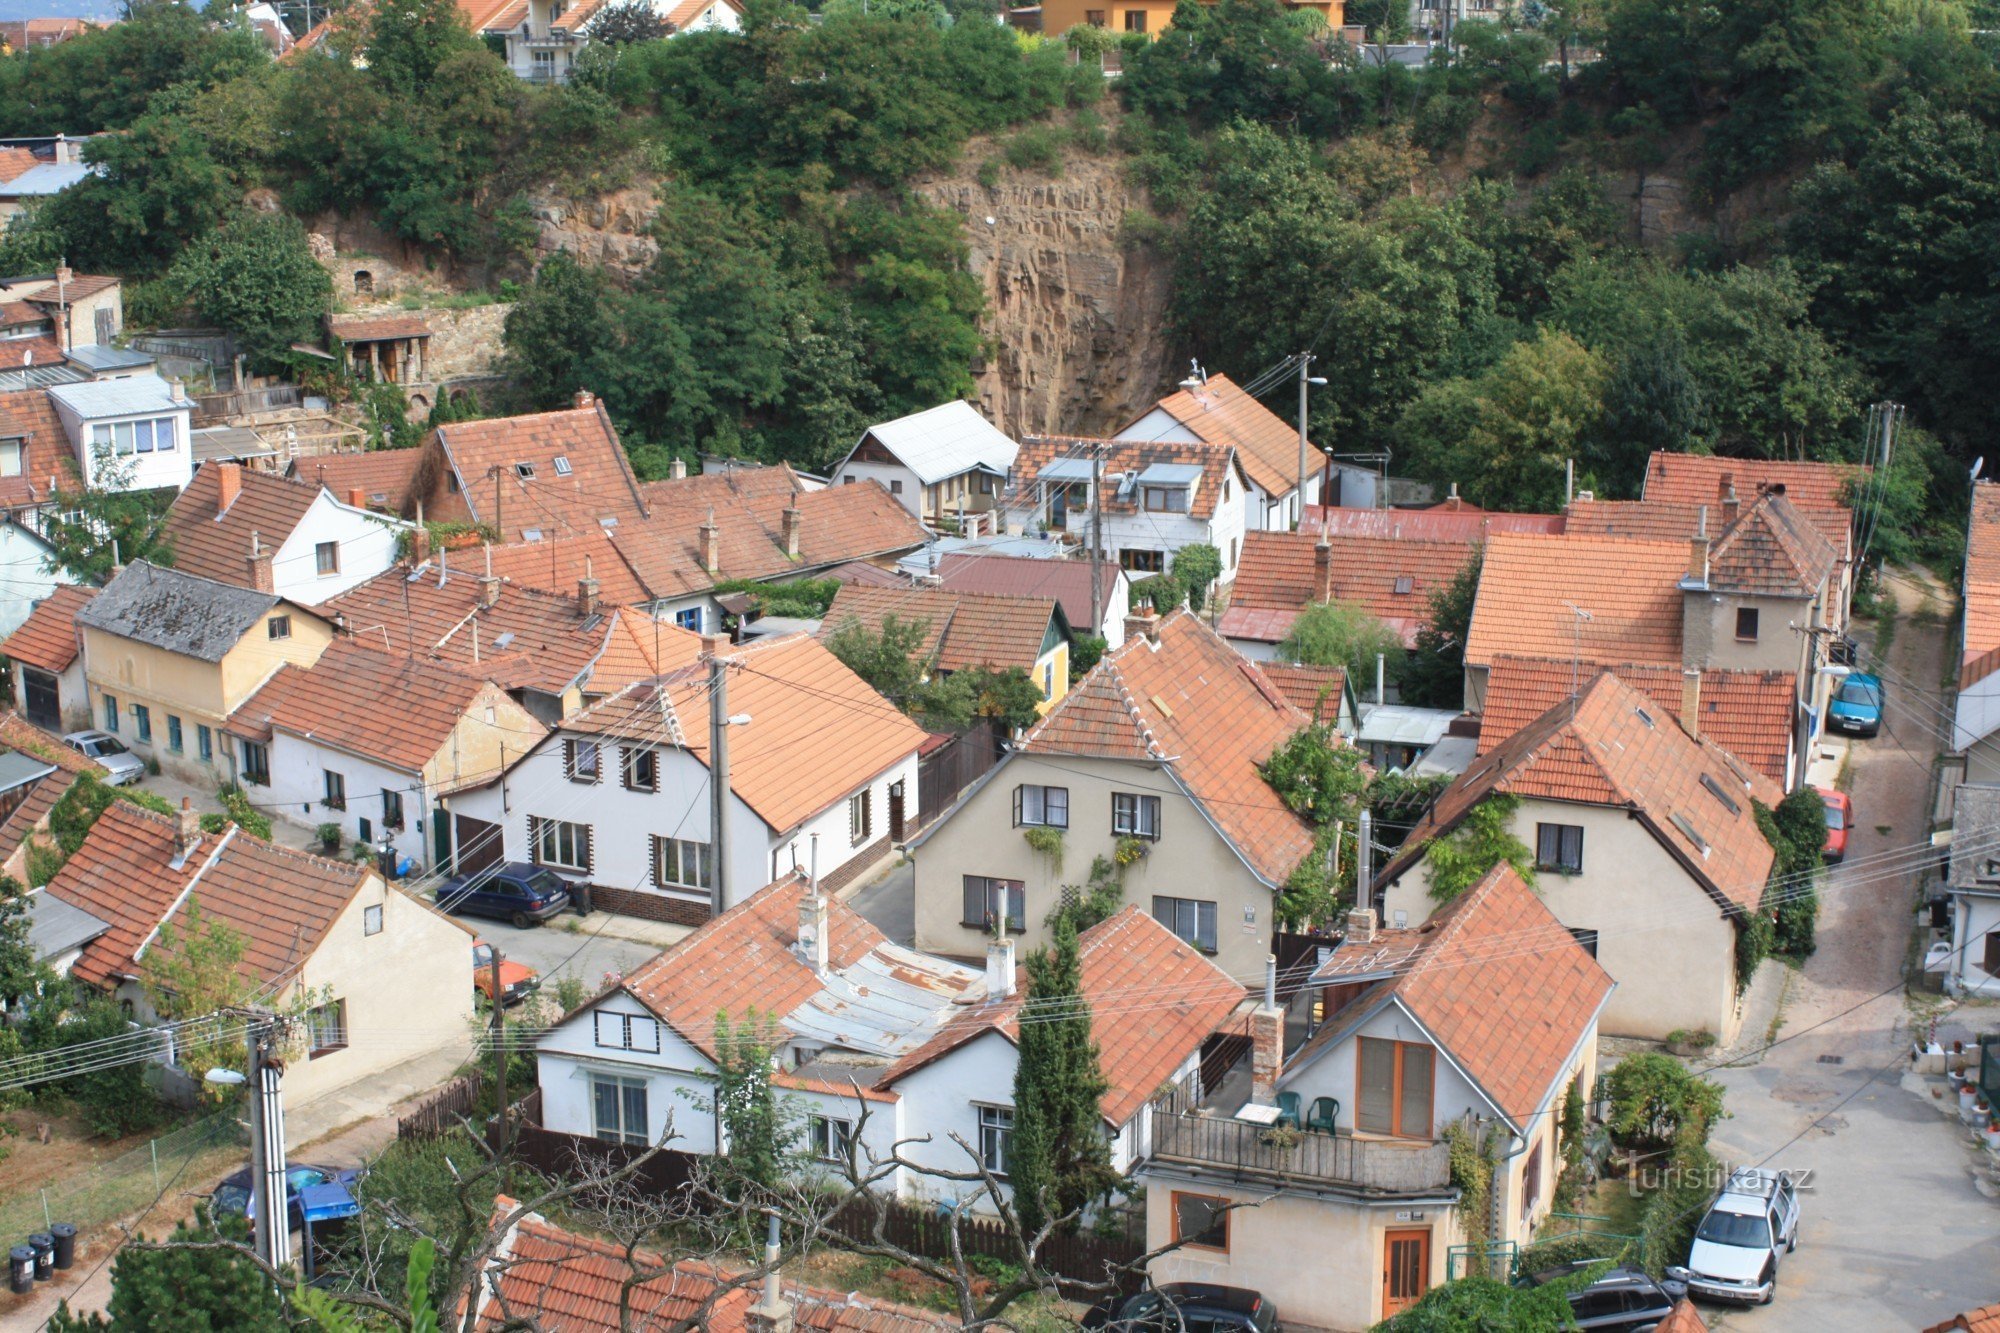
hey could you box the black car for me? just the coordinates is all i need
[1090,1284,1279,1333]
[433,861,573,928]
[1521,1262,1686,1332]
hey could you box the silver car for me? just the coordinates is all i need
[62,729,145,785]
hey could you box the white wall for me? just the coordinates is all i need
[892,1028,1020,1211]
[1949,892,2000,999]
[538,992,722,1150]
[0,524,60,640]
[263,732,426,866]
[270,493,409,604]
[56,402,194,493]
[1278,999,1491,1140]
[834,460,924,519]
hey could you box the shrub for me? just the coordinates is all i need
[1604,1053,1724,1155]
[216,784,272,840]
[1004,124,1066,175]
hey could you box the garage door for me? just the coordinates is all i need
[451,814,504,878]
[22,668,58,732]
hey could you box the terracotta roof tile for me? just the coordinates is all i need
[662,0,743,27]
[480,530,653,607]
[1011,436,1241,523]
[1255,662,1348,722]
[1465,533,1689,670]
[1964,483,2000,686]
[0,150,40,184]
[328,315,431,342]
[2,584,95,672]
[1569,493,1837,597]
[290,449,422,510]
[881,906,1247,1125]
[0,768,72,869]
[1927,1305,2000,1333]
[818,583,1061,675]
[1219,530,1479,647]
[1301,504,1564,541]
[1019,610,1317,885]
[414,404,648,544]
[1381,673,1781,912]
[932,551,1114,629]
[226,638,542,775]
[1140,372,1307,499]
[1293,863,1612,1127]
[0,386,82,507]
[1656,1301,1711,1333]
[1480,655,1795,785]
[1641,452,1862,553]
[21,274,117,305]
[161,464,324,590]
[0,335,64,369]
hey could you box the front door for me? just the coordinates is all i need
[1382,1228,1430,1317]
[888,781,906,841]
[21,667,59,731]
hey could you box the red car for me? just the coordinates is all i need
[1817,786,1852,862]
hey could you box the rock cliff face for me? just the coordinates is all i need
[914,153,1177,440]
[528,185,661,284]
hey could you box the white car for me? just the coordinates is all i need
[1669,1167,1801,1305]
[62,729,145,786]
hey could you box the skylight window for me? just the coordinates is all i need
[523,528,544,543]
[1635,707,1656,729]
[1393,576,1414,595]
[1699,772,1741,816]
[599,516,618,529]
[553,456,573,476]
[1669,812,1710,856]
[515,463,536,481]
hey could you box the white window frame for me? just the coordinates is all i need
[591,1073,649,1146]
[652,836,712,894]
[593,1011,662,1053]
[808,1114,855,1163]
[534,817,591,873]
[1113,792,1161,839]
[976,1104,1014,1178]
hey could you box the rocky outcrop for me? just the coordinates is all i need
[527,185,661,284]
[915,150,1176,440]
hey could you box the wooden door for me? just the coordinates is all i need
[22,667,59,731]
[1382,1228,1430,1317]
[888,781,906,841]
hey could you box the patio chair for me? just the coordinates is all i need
[1307,1097,1340,1135]
[1275,1091,1302,1129]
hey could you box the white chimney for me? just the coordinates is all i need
[985,936,1015,1000]
[796,883,828,977]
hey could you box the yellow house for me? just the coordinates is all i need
[74,560,335,785]
[1042,0,1341,39]
[817,582,1073,717]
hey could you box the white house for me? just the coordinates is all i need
[2,583,96,732]
[159,462,411,604]
[224,638,548,871]
[1119,372,1322,533]
[1955,482,2000,786]
[830,401,1020,535]
[484,0,742,82]
[445,629,926,925]
[534,878,1244,1211]
[0,517,63,639]
[1943,784,2000,999]
[1002,437,1251,586]
[47,374,194,493]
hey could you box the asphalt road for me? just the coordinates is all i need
[1703,573,1995,1330]
[463,912,668,994]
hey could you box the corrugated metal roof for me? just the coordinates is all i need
[782,941,979,1057]
[1356,703,1458,747]
[0,163,93,197]
[48,374,182,419]
[857,400,1017,486]
[24,887,109,962]
[0,749,55,792]
[64,344,154,373]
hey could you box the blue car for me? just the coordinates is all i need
[434,860,573,928]
[212,1162,362,1232]
[1828,672,1884,738]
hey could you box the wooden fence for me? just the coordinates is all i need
[397,1070,485,1141]
[916,720,1003,826]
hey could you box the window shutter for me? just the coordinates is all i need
[527,815,543,865]
[1012,785,1023,826]
[580,823,594,874]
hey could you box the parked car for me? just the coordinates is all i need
[433,861,572,928]
[1668,1167,1800,1305]
[212,1162,363,1233]
[472,940,540,1006]
[1520,1261,1687,1331]
[1087,1284,1278,1333]
[1827,672,1884,737]
[61,729,145,785]
[1817,786,1852,862]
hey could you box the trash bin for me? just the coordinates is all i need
[49,1223,75,1270]
[8,1246,32,1295]
[572,881,593,917]
[26,1233,51,1281]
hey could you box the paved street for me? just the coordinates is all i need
[471,911,684,992]
[1703,571,1996,1330]
[847,854,915,946]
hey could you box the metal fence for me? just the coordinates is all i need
[0,1109,247,1241]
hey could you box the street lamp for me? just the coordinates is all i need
[203,1067,245,1087]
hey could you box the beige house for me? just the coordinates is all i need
[40,799,474,1120]
[74,561,335,784]
[1376,672,1780,1043]
[1140,864,1612,1328]
[908,608,1318,976]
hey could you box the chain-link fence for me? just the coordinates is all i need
[0,1110,247,1242]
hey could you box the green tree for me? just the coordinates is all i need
[48,1210,285,1333]
[1009,914,1118,1238]
[140,899,255,1096]
[825,614,931,708]
[1277,598,1407,685]
[1603,1052,1724,1153]
[498,251,616,413]
[1372,1272,1587,1330]
[39,470,176,584]
[1756,785,1826,957]
[590,0,667,42]
[1167,542,1223,613]
[713,1011,792,1196]
[1596,329,1712,492]
[1398,551,1479,709]
[166,212,333,367]
[365,0,487,101]
[1421,794,1535,901]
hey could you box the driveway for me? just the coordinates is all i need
[1701,572,1993,1329]
[467,913,682,993]
[846,855,914,947]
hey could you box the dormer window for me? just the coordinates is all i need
[0,438,21,478]
[1143,486,1190,514]
[1136,462,1202,514]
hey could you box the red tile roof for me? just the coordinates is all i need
[881,906,1247,1125]
[415,403,649,543]
[818,583,1061,675]
[1301,504,1564,542]
[1219,530,1479,647]
[0,150,40,184]
[1568,494,1837,598]
[290,449,422,511]
[161,463,323,590]
[1140,372,1307,499]
[0,712,101,774]
[470,1199,950,1333]
[1480,655,1795,785]
[1381,672,1781,913]
[1012,436,1242,523]
[20,274,117,305]
[662,0,743,27]
[226,638,542,776]
[2,584,95,672]
[0,335,64,369]
[328,314,431,342]
[0,768,72,870]
[1293,863,1612,1128]
[1255,662,1349,723]
[1964,483,2000,687]
[480,529,654,608]
[0,386,82,508]
[564,633,924,834]
[1641,452,1862,554]
[1465,533,1689,671]
[1927,1305,2000,1333]
[1018,610,1317,886]
[1655,1302,1711,1333]
[933,551,1115,630]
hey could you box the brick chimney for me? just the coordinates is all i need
[577,558,600,617]
[1685,506,1710,587]
[670,456,688,481]
[1124,607,1159,645]
[1249,956,1284,1106]
[1346,905,1377,944]
[698,508,720,576]
[216,461,242,516]
[1314,530,1333,603]
[348,488,368,510]
[572,389,595,410]
[796,882,829,977]
[1718,473,1739,528]
[177,797,201,858]
[409,524,430,566]
[478,573,501,608]
[780,503,801,559]
[985,934,1015,1000]
[247,531,274,594]
[1680,667,1702,737]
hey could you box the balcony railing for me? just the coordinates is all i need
[1148,1109,1454,1196]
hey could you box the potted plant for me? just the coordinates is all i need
[1665,1028,1717,1058]
[316,822,341,852]
[1261,1123,1302,1152]
[1023,826,1065,871]
[1114,835,1150,869]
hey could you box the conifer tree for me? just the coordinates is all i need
[1008,916,1117,1238]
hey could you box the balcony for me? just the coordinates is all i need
[517,22,578,46]
[1147,1109,1454,1197]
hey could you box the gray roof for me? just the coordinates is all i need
[852,401,1017,487]
[1357,704,1458,748]
[1950,784,2000,892]
[24,888,109,963]
[48,374,183,420]
[0,163,93,198]
[74,560,287,662]
[0,362,83,391]
[1136,462,1204,487]
[1038,457,1096,483]
[191,425,275,464]
[893,533,1068,577]
[0,750,55,793]
[64,344,155,374]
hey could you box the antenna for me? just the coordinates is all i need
[1562,601,1594,718]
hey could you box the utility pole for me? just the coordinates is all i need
[1296,355,1326,528]
[709,653,730,917]
[1356,808,1374,911]
[1089,447,1103,633]
[244,1016,290,1273]
[489,945,508,1162]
